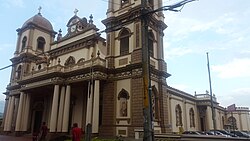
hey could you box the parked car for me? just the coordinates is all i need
[216,130,238,137]
[242,131,250,136]
[204,131,214,135]
[197,131,209,135]
[182,131,201,135]
[208,130,229,137]
[230,131,250,138]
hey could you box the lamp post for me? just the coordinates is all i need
[206,52,217,134]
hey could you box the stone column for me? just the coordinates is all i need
[15,92,24,131]
[23,94,30,131]
[27,27,34,49]
[108,0,113,11]
[4,96,11,131]
[239,113,242,130]
[86,81,93,125]
[14,33,21,55]
[57,86,66,132]
[92,80,100,133]
[1,97,8,128]
[7,96,15,131]
[168,95,172,130]
[183,100,187,130]
[62,85,71,132]
[50,85,60,132]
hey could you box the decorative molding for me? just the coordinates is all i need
[116,118,131,124]
[49,37,96,58]
[66,71,107,83]
[119,58,128,66]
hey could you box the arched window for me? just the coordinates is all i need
[118,89,130,117]
[37,37,46,51]
[21,36,27,51]
[151,86,159,121]
[148,31,154,57]
[16,65,22,79]
[119,29,130,55]
[228,116,237,130]
[189,108,195,127]
[64,56,76,66]
[175,104,182,126]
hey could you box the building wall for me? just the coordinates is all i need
[185,101,198,131]
[58,48,90,66]
[32,29,52,52]
[241,112,250,131]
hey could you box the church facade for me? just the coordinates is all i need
[1,0,250,138]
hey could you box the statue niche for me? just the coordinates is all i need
[118,89,130,117]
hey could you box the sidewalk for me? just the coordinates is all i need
[0,135,32,141]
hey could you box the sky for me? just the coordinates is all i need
[0,0,249,110]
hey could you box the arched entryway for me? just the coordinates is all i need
[32,101,44,134]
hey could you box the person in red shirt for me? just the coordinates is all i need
[72,123,82,141]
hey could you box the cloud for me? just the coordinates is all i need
[163,9,250,60]
[212,58,250,79]
[217,87,250,108]
[164,45,194,60]
[232,88,250,96]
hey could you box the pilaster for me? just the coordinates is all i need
[15,92,24,131]
[57,86,65,132]
[92,80,100,133]
[62,85,71,132]
[50,85,60,132]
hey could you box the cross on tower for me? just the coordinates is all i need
[74,9,79,15]
[38,6,42,14]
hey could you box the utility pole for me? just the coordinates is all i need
[206,52,217,132]
[141,1,197,141]
[85,53,94,141]
[141,0,154,141]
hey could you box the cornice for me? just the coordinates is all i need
[17,22,57,35]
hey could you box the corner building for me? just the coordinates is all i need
[1,0,250,138]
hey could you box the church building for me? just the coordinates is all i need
[1,0,250,139]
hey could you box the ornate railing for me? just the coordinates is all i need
[195,94,217,102]
[22,57,106,80]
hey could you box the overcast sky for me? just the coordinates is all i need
[0,0,249,109]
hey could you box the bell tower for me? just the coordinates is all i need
[10,7,56,83]
[103,0,166,68]
[101,0,171,137]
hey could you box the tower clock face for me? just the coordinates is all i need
[70,25,76,32]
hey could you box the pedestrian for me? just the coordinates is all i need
[72,123,82,141]
[39,122,48,141]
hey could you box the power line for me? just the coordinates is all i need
[99,0,172,10]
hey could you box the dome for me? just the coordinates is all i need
[22,13,53,31]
